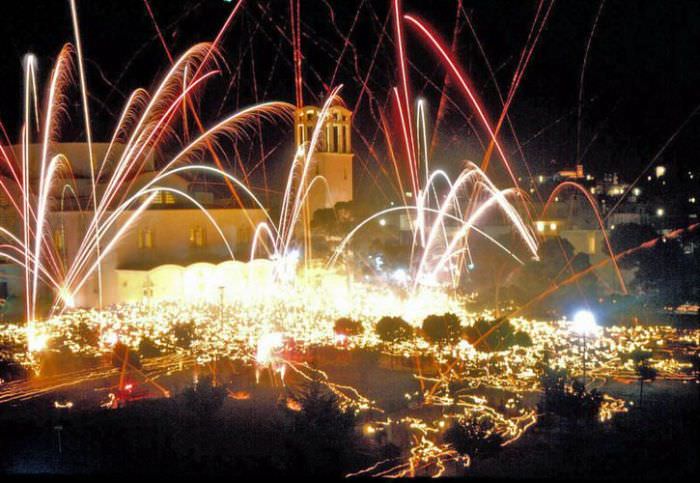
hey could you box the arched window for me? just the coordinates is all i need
[332,125,340,153]
[190,226,206,248]
[138,228,153,249]
[53,228,65,252]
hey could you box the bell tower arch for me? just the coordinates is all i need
[295,104,353,218]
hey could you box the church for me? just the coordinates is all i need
[0,104,353,319]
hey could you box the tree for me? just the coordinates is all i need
[171,321,195,350]
[464,317,531,352]
[352,348,379,390]
[334,317,364,337]
[75,322,99,347]
[0,357,27,382]
[421,313,461,345]
[630,349,658,407]
[111,342,141,370]
[443,416,504,460]
[284,378,358,476]
[609,223,698,308]
[538,366,602,425]
[511,237,600,316]
[183,376,227,419]
[375,316,412,344]
[138,337,162,358]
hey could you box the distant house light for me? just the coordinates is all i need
[655,165,666,178]
[632,187,641,196]
[656,208,665,217]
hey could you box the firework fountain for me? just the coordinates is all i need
[0,0,697,478]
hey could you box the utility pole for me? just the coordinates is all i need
[54,425,63,455]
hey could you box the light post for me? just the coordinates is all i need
[213,285,225,387]
[54,424,63,455]
[572,310,598,386]
[218,285,225,332]
[143,278,154,314]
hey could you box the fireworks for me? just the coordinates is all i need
[1,278,696,476]
[1,1,697,478]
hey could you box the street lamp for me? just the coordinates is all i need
[572,310,597,386]
[218,285,225,330]
[213,285,225,387]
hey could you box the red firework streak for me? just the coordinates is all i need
[426,222,700,401]
[290,0,303,107]
[141,0,263,229]
[542,181,628,295]
[392,0,419,197]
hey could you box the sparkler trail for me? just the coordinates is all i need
[1,36,292,323]
[577,0,606,164]
[403,14,522,193]
[543,181,627,294]
[0,3,695,478]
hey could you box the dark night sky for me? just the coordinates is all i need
[1,0,698,201]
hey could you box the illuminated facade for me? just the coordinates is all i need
[0,143,265,317]
[294,104,353,217]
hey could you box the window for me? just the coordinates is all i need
[138,228,153,249]
[152,191,176,205]
[190,226,206,248]
[238,226,251,243]
[332,125,340,153]
[588,235,596,254]
[53,228,65,252]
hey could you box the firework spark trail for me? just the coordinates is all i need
[604,101,700,221]
[1,33,292,321]
[420,223,699,401]
[576,0,606,164]
[429,0,462,160]
[403,15,523,195]
[69,0,104,310]
[475,0,554,191]
[290,0,303,107]
[328,204,530,274]
[542,181,627,294]
[2,282,691,476]
[401,5,607,312]
[511,223,699,318]
[393,0,419,197]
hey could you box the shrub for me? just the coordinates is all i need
[375,316,412,343]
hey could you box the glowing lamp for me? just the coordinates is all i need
[60,287,75,308]
[572,310,597,336]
